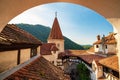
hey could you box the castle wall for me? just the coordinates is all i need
[0,46,40,73]
[48,39,64,53]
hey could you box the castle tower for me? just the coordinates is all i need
[48,13,64,53]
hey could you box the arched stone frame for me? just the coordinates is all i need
[0,0,120,77]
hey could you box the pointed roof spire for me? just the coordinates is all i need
[48,13,64,40]
[55,11,57,17]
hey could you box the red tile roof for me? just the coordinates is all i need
[48,17,64,39]
[40,43,58,55]
[1,24,42,45]
[0,24,42,51]
[94,33,117,45]
[99,55,119,72]
[58,52,66,59]
[87,46,94,52]
[4,56,70,80]
[66,50,87,56]
[0,33,12,45]
[79,54,105,64]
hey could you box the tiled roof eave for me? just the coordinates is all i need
[100,63,119,72]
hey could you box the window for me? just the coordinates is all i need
[57,43,60,47]
[53,51,56,53]
[105,45,107,49]
[52,61,54,64]
[103,67,109,73]
[96,45,99,48]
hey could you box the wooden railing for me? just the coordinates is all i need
[104,72,119,80]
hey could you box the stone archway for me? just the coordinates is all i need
[0,0,120,77]
[0,0,120,31]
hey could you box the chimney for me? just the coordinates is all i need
[97,35,100,40]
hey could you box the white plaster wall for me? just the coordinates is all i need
[107,44,116,53]
[20,49,30,64]
[92,60,103,78]
[94,44,116,54]
[48,39,64,52]
[0,50,18,72]
[108,18,120,79]
[94,44,103,53]
[0,48,31,73]
[37,46,40,55]
[52,51,58,66]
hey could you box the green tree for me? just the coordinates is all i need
[77,63,90,80]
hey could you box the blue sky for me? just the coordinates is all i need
[9,2,113,45]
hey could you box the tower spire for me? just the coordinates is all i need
[55,12,57,17]
[48,12,63,40]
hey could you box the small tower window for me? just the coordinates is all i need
[96,45,99,48]
[52,61,54,64]
[105,45,107,49]
[57,43,60,47]
[53,51,56,53]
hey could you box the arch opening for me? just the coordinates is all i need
[0,1,120,79]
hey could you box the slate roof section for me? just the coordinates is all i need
[94,33,117,45]
[4,56,70,80]
[40,43,59,55]
[48,17,64,39]
[1,24,42,45]
[99,55,118,72]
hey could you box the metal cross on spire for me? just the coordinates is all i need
[55,11,57,17]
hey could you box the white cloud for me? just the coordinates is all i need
[9,5,53,27]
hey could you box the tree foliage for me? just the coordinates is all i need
[77,63,91,80]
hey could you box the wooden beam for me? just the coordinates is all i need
[30,48,33,58]
[17,49,21,65]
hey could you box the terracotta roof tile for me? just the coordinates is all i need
[99,55,118,72]
[1,24,42,45]
[0,33,12,45]
[48,17,64,39]
[40,43,58,55]
[87,46,94,52]
[94,33,117,45]
[79,54,105,64]
[66,50,86,56]
[4,56,70,80]
[50,45,59,51]
[58,52,66,59]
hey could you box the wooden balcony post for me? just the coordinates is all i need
[17,49,21,65]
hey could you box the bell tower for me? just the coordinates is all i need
[47,12,64,53]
